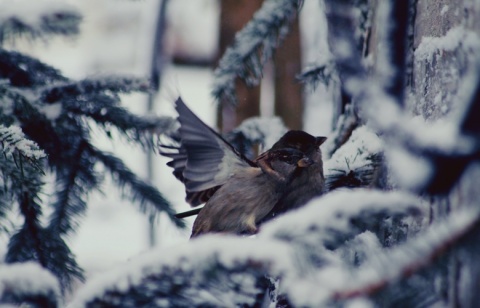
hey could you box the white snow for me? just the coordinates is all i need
[0,125,46,160]
[2,0,460,306]
[259,188,421,241]
[386,146,433,190]
[324,126,383,173]
[39,103,63,120]
[440,5,449,16]
[266,201,477,307]
[0,262,60,299]
[69,235,294,307]
[415,26,480,63]
[165,0,219,62]
[232,116,287,150]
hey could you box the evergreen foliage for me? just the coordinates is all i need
[0,262,60,307]
[212,0,304,106]
[0,1,81,43]
[2,0,480,307]
[72,0,480,307]
[0,2,183,301]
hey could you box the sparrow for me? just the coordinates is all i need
[258,131,326,224]
[160,98,326,238]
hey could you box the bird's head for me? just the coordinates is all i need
[270,130,327,163]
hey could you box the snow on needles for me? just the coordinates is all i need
[298,206,480,306]
[324,125,382,174]
[212,0,302,103]
[415,26,480,63]
[0,125,46,160]
[0,0,81,39]
[259,189,420,244]
[69,236,295,307]
[0,262,60,299]
[71,188,423,306]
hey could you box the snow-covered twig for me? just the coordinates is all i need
[41,76,152,104]
[0,0,81,43]
[0,125,45,160]
[331,206,480,301]
[69,236,294,307]
[212,0,303,105]
[0,262,60,307]
[260,189,421,250]
[324,126,382,190]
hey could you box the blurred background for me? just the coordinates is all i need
[1,0,333,281]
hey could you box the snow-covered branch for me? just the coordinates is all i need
[0,0,81,43]
[41,76,152,104]
[0,125,45,160]
[305,206,480,306]
[324,0,480,195]
[70,236,294,307]
[260,189,422,251]
[71,189,423,306]
[324,126,383,190]
[212,0,303,105]
[0,262,60,307]
[0,49,67,87]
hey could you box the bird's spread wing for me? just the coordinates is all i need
[160,97,255,207]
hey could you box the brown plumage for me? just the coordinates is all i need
[191,148,309,237]
[259,132,326,224]
[159,98,327,238]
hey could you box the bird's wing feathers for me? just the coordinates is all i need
[160,98,254,206]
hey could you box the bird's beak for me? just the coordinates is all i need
[315,136,327,147]
[297,157,313,167]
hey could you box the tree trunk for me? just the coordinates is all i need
[217,0,263,133]
[273,16,303,130]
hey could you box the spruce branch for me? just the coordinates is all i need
[0,262,60,307]
[40,77,175,148]
[329,206,480,302]
[0,49,67,87]
[0,124,46,172]
[41,76,152,104]
[70,236,292,307]
[66,101,176,148]
[87,145,185,228]
[0,1,81,43]
[48,139,96,236]
[260,189,421,252]
[0,129,44,233]
[212,0,303,105]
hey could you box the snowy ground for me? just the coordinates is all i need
[1,0,333,296]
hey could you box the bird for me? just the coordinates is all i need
[159,97,326,238]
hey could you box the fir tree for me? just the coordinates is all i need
[71,0,480,307]
[0,2,183,304]
[3,0,479,307]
